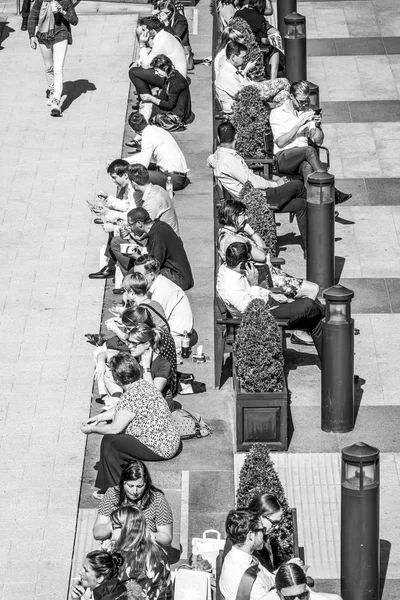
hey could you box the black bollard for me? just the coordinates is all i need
[277,0,297,38]
[284,12,307,83]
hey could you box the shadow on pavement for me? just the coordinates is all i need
[0,22,15,51]
[62,78,96,112]
[380,539,391,600]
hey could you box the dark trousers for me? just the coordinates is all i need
[277,146,326,179]
[271,297,324,358]
[110,235,134,276]
[129,66,164,97]
[265,180,308,246]
[148,167,190,192]
[161,266,193,291]
[95,434,170,490]
[21,0,31,18]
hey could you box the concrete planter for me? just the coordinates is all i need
[233,356,288,452]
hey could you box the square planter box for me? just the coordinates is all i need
[233,357,288,452]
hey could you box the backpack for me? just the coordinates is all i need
[172,409,213,439]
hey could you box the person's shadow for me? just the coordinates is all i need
[62,79,96,112]
[0,22,15,51]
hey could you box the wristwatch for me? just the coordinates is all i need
[144,368,152,373]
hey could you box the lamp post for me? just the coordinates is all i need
[277,0,297,38]
[284,12,307,83]
[321,285,354,433]
[341,442,380,600]
[306,171,335,292]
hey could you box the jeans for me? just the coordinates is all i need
[161,266,192,291]
[129,66,164,97]
[21,0,31,18]
[271,297,325,358]
[265,180,308,247]
[39,39,68,101]
[276,146,326,184]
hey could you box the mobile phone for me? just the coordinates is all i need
[313,108,322,116]
[240,261,248,271]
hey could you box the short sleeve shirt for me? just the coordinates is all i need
[270,100,316,154]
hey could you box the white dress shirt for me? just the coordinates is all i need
[140,183,179,235]
[270,99,316,154]
[139,29,187,77]
[105,180,137,222]
[207,146,277,199]
[215,60,249,113]
[214,48,226,78]
[149,274,193,336]
[126,125,188,174]
[216,263,270,318]
[220,547,275,600]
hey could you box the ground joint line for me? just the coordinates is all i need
[180,470,190,559]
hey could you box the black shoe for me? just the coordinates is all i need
[335,190,352,205]
[85,333,105,346]
[94,218,104,224]
[21,18,28,30]
[290,333,314,346]
[125,139,141,150]
[88,266,115,279]
[113,288,124,295]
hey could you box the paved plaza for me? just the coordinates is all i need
[1,0,400,598]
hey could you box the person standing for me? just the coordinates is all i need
[28,0,78,116]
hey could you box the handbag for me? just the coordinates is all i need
[151,112,186,132]
[172,408,212,439]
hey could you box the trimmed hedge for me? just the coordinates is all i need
[231,86,270,159]
[229,16,265,81]
[239,182,277,257]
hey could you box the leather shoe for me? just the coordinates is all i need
[21,18,28,30]
[335,190,352,205]
[88,266,115,279]
[125,139,141,150]
[113,288,124,295]
[94,218,104,224]
[290,333,314,346]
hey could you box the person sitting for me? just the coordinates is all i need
[125,112,190,191]
[220,509,275,600]
[214,24,247,77]
[215,40,289,113]
[123,273,169,331]
[217,0,236,29]
[111,506,172,600]
[139,54,193,126]
[156,0,193,70]
[216,242,324,357]
[134,255,194,349]
[82,352,181,494]
[111,207,194,290]
[70,550,124,600]
[93,459,173,547]
[265,563,343,600]
[208,121,308,248]
[128,163,179,235]
[270,80,351,204]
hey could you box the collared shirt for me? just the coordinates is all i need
[149,274,193,336]
[139,29,187,77]
[270,99,316,154]
[207,146,277,199]
[105,180,137,221]
[220,547,275,600]
[216,263,270,318]
[126,125,188,174]
[140,183,179,235]
[215,60,249,113]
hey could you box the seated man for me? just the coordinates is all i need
[111,207,194,290]
[216,242,324,357]
[134,255,194,348]
[129,16,187,106]
[270,80,351,204]
[220,509,275,600]
[125,112,190,191]
[208,121,307,248]
[215,40,289,113]
[128,163,179,235]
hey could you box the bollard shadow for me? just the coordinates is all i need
[219,354,233,389]
[277,232,302,249]
[0,22,15,51]
[354,376,365,423]
[380,539,391,599]
[335,214,355,226]
[283,348,321,373]
[335,256,346,283]
[61,79,97,112]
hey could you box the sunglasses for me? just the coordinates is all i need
[264,515,283,529]
[127,339,142,348]
[253,527,267,535]
[111,522,122,531]
[280,591,309,600]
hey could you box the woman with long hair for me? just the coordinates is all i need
[28,0,78,116]
[93,459,173,547]
[265,562,342,599]
[156,0,194,70]
[214,24,247,76]
[70,550,124,600]
[247,493,285,571]
[111,506,171,600]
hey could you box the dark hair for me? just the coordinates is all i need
[226,40,247,60]
[134,255,161,274]
[248,0,266,14]
[140,15,164,32]
[225,509,261,546]
[128,164,150,186]
[123,272,149,296]
[86,550,123,581]
[275,563,307,589]
[150,53,174,76]
[121,305,155,330]
[225,242,250,268]
[128,112,148,134]
[218,120,236,144]
[127,207,152,225]
[118,460,163,509]
[290,80,310,97]
[248,493,282,517]
[109,353,141,386]
[107,159,130,177]
[218,200,247,228]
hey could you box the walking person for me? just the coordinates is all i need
[28,0,78,116]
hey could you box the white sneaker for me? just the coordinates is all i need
[46,88,54,106]
[50,98,62,116]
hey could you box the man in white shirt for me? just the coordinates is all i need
[270,80,351,204]
[134,255,194,348]
[220,509,275,600]
[128,163,179,235]
[208,121,308,247]
[125,112,189,191]
[216,242,324,357]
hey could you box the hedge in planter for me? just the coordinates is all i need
[229,16,265,81]
[239,182,277,257]
[236,443,294,562]
[231,86,270,160]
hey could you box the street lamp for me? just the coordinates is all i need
[341,442,380,600]
[306,170,335,292]
[277,0,297,38]
[284,12,307,83]
[321,284,354,432]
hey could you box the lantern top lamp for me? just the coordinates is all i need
[307,171,334,205]
[323,284,354,324]
[342,442,379,491]
[284,12,306,38]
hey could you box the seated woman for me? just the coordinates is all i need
[111,506,172,600]
[217,0,237,29]
[81,353,181,494]
[123,273,169,332]
[214,25,248,77]
[156,0,193,69]
[140,54,192,126]
[70,550,124,600]
[266,563,343,599]
[93,459,173,547]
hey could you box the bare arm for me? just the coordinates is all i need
[93,514,112,541]
[154,524,173,546]
[274,110,315,149]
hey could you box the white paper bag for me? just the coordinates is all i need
[174,569,211,600]
[192,530,226,571]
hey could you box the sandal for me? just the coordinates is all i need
[85,333,105,346]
